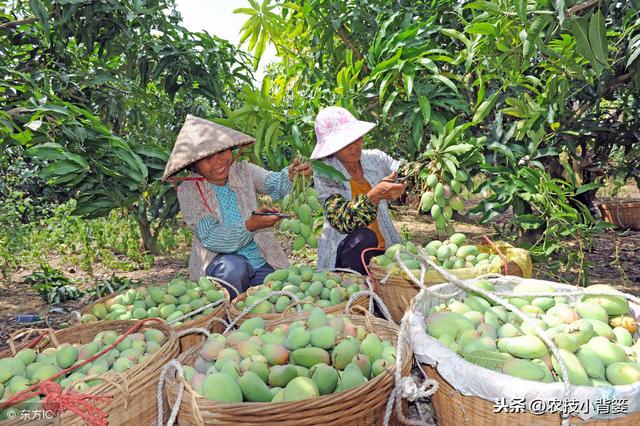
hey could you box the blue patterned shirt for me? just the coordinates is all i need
[194,168,290,268]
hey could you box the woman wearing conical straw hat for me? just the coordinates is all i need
[311,106,406,274]
[162,115,310,294]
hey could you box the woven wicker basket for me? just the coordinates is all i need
[164,313,412,425]
[370,245,528,323]
[227,271,370,326]
[597,200,640,231]
[425,365,640,425]
[80,279,230,352]
[0,320,179,426]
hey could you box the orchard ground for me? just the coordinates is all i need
[1,183,638,346]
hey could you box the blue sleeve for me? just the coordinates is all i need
[264,167,292,201]
[194,215,253,253]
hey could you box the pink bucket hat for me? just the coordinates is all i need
[311,106,376,160]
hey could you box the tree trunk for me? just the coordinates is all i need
[135,205,161,255]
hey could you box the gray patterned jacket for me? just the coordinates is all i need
[176,161,291,280]
[313,149,402,270]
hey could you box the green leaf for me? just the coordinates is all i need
[444,143,474,154]
[575,183,603,195]
[39,160,85,179]
[431,74,459,94]
[472,91,498,123]
[402,71,415,98]
[516,0,527,22]
[460,351,512,370]
[418,96,431,124]
[568,17,603,77]
[311,160,349,182]
[382,91,398,118]
[263,121,280,152]
[588,10,608,67]
[523,16,551,60]
[26,142,67,161]
[441,28,471,48]
[28,0,50,33]
[554,0,565,25]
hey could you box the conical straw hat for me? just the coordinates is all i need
[161,114,254,182]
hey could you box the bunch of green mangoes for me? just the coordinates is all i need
[234,265,367,314]
[184,308,396,403]
[81,277,226,326]
[279,186,322,250]
[0,328,166,417]
[372,233,502,272]
[425,280,640,387]
[419,170,469,235]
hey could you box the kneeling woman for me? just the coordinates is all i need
[162,114,310,294]
[311,106,406,274]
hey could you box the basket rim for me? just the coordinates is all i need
[80,280,230,327]
[165,314,411,409]
[227,270,369,317]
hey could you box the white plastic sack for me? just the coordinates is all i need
[409,276,640,421]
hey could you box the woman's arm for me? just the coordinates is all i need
[244,162,292,201]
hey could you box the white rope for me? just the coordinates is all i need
[157,359,185,426]
[176,327,210,339]
[224,290,300,333]
[344,289,394,323]
[207,276,239,299]
[400,376,438,401]
[166,298,226,325]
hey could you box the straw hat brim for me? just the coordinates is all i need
[161,115,255,182]
[310,120,376,160]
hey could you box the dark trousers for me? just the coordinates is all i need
[205,254,274,296]
[335,228,385,275]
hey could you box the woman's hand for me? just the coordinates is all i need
[367,171,406,204]
[245,207,283,232]
[288,158,312,181]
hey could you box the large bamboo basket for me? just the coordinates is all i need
[425,365,640,426]
[227,271,370,326]
[0,320,179,426]
[164,312,412,425]
[80,279,230,352]
[598,200,640,231]
[370,244,530,323]
[413,275,640,426]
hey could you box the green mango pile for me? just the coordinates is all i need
[373,233,502,271]
[425,280,640,386]
[81,277,226,326]
[234,265,367,314]
[279,186,322,250]
[184,308,396,403]
[0,328,166,418]
[419,170,469,235]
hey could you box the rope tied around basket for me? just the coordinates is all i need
[156,327,213,426]
[40,381,112,426]
[391,247,640,426]
[0,318,165,424]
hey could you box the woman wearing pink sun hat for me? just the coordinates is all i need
[312,106,406,274]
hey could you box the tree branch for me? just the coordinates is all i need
[335,26,369,73]
[566,0,600,17]
[0,17,38,31]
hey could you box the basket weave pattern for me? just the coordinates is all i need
[598,201,640,231]
[0,320,179,426]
